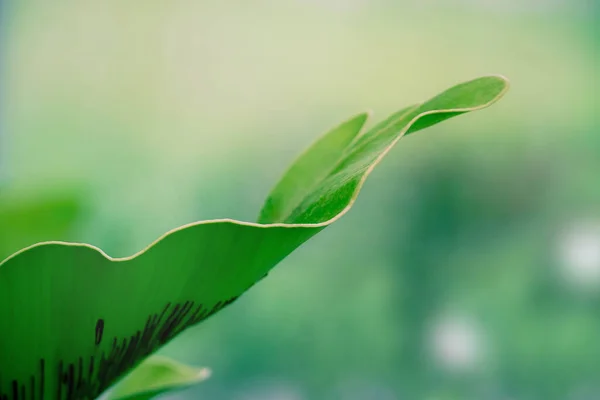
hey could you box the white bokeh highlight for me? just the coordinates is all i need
[429,314,484,372]
[558,222,600,289]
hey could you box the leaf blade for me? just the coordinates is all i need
[0,75,509,400]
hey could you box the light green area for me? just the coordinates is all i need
[107,356,210,400]
[0,189,84,261]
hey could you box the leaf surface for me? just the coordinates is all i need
[0,75,509,400]
[105,356,209,400]
[258,112,369,224]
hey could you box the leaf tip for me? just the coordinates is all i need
[478,74,511,100]
[353,110,372,127]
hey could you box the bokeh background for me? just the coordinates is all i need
[1,0,599,399]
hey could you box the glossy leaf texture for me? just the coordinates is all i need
[0,75,509,400]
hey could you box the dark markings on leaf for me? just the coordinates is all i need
[40,360,45,400]
[94,320,104,346]
[0,297,238,400]
[56,361,63,400]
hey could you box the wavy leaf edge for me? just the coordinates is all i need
[0,74,510,267]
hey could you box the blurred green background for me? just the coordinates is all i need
[1,0,599,399]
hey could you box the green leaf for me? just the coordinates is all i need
[258,112,369,224]
[0,75,509,400]
[105,356,210,400]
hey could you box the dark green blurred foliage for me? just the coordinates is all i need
[382,145,600,399]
